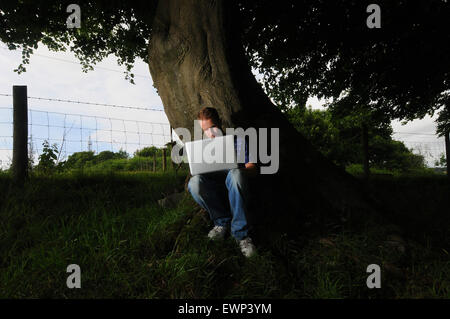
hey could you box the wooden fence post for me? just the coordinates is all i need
[12,85,28,185]
[162,148,167,172]
[171,147,176,170]
[362,122,370,179]
[170,125,176,170]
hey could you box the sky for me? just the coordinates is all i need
[0,43,446,168]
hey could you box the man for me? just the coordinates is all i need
[187,107,258,257]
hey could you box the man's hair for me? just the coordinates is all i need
[197,107,222,127]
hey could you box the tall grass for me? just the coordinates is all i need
[0,170,449,298]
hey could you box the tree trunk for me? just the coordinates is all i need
[445,131,450,179]
[147,0,394,235]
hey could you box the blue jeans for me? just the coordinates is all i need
[187,168,251,240]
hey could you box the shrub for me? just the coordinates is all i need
[36,140,59,173]
[134,146,160,158]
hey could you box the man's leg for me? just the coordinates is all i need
[225,168,251,240]
[188,172,231,227]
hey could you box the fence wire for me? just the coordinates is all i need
[0,104,172,169]
[0,94,447,169]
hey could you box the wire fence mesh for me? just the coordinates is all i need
[0,94,447,170]
[0,96,173,169]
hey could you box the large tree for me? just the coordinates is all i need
[1,0,449,231]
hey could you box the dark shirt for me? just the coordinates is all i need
[234,135,250,168]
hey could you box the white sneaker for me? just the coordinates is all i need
[238,237,256,258]
[207,226,227,240]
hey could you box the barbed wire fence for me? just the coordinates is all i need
[1,87,448,181]
[0,89,176,172]
[391,132,447,167]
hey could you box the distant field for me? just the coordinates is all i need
[0,170,449,298]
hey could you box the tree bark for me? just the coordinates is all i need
[147,0,394,234]
[445,131,450,179]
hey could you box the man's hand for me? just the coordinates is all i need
[243,162,258,177]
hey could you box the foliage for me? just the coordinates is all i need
[286,107,426,171]
[52,146,182,173]
[95,150,118,162]
[434,153,447,168]
[116,148,129,160]
[61,151,96,170]
[239,1,450,122]
[286,107,345,164]
[0,0,157,83]
[370,136,426,171]
[0,1,448,123]
[436,106,450,137]
[134,146,159,158]
[35,140,59,173]
[59,148,131,170]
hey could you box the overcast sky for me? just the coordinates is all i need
[0,43,445,168]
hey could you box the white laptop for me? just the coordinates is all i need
[185,135,238,175]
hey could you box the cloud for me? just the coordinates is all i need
[0,42,171,168]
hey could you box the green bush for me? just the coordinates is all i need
[134,146,160,158]
[36,140,59,173]
[54,146,186,173]
[94,150,118,163]
[61,151,95,170]
[286,107,429,172]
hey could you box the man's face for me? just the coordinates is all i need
[199,118,220,138]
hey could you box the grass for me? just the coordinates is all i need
[0,169,449,298]
[76,156,187,173]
